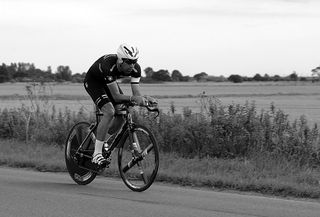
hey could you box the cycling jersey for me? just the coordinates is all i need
[84,54,141,109]
[84,54,141,85]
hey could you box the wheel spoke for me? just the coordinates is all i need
[140,171,148,184]
[141,143,153,157]
[137,162,148,184]
[122,156,143,173]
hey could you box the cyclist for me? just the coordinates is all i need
[84,43,157,165]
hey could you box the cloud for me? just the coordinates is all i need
[132,0,320,19]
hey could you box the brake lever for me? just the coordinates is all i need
[146,103,160,118]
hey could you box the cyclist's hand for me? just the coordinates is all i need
[131,96,148,106]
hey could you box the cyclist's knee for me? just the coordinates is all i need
[100,103,115,117]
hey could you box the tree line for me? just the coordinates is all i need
[0,63,83,83]
[0,62,319,83]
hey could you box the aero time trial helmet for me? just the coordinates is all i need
[117,43,139,63]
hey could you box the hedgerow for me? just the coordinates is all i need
[134,97,320,167]
[0,83,319,167]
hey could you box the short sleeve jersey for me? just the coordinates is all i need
[85,54,141,84]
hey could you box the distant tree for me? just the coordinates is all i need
[47,66,52,74]
[152,69,171,81]
[13,62,32,78]
[273,75,282,82]
[228,74,243,83]
[171,70,183,81]
[0,62,60,82]
[300,77,307,81]
[193,72,208,82]
[289,71,298,81]
[263,73,271,81]
[0,64,9,83]
[55,65,72,81]
[243,76,253,82]
[6,63,18,80]
[144,67,154,78]
[311,66,320,82]
[180,75,191,82]
[252,73,263,81]
[71,72,86,83]
[41,66,54,81]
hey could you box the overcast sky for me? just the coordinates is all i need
[1,0,319,77]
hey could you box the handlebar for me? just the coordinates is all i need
[95,100,160,118]
[125,101,160,118]
[145,103,160,117]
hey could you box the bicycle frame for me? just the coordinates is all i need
[75,106,135,159]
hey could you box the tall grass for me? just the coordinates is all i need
[1,84,320,167]
[134,96,320,168]
[0,83,94,144]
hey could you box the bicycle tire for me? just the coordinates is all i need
[65,122,97,185]
[118,124,159,192]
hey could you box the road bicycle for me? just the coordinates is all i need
[65,102,160,192]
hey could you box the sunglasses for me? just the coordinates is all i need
[123,58,137,65]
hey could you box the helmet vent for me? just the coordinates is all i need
[124,46,134,57]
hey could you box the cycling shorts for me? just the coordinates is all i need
[84,78,123,110]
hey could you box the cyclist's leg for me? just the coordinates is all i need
[107,84,126,135]
[102,82,126,136]
[94,102,116,162]
[96,103,115,142]
[108,109,126,135]
[84,79,115,164]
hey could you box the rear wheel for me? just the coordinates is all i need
[65,122,97,185]
[118,125,159,192]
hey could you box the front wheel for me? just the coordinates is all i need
[65,122,97,185]
[118,124,159,192]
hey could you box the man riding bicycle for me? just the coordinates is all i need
[84,43,157,165]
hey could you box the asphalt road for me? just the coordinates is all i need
[0,167,319,217]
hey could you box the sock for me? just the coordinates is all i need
[103,141,109,151]
[103,133,111,150]
[93,139,104,156]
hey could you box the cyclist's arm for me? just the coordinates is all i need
[131,77,157,105]
[130,77,142,96]
[107,81,131,103]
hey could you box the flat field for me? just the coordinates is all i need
[1,82,320,126]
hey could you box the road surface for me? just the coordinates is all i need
[0,167,319,217]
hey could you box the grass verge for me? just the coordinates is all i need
[1,139,320,199]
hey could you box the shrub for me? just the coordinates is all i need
[133,98,320,166]
[228,74,243,83]
[0,85,319,167]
